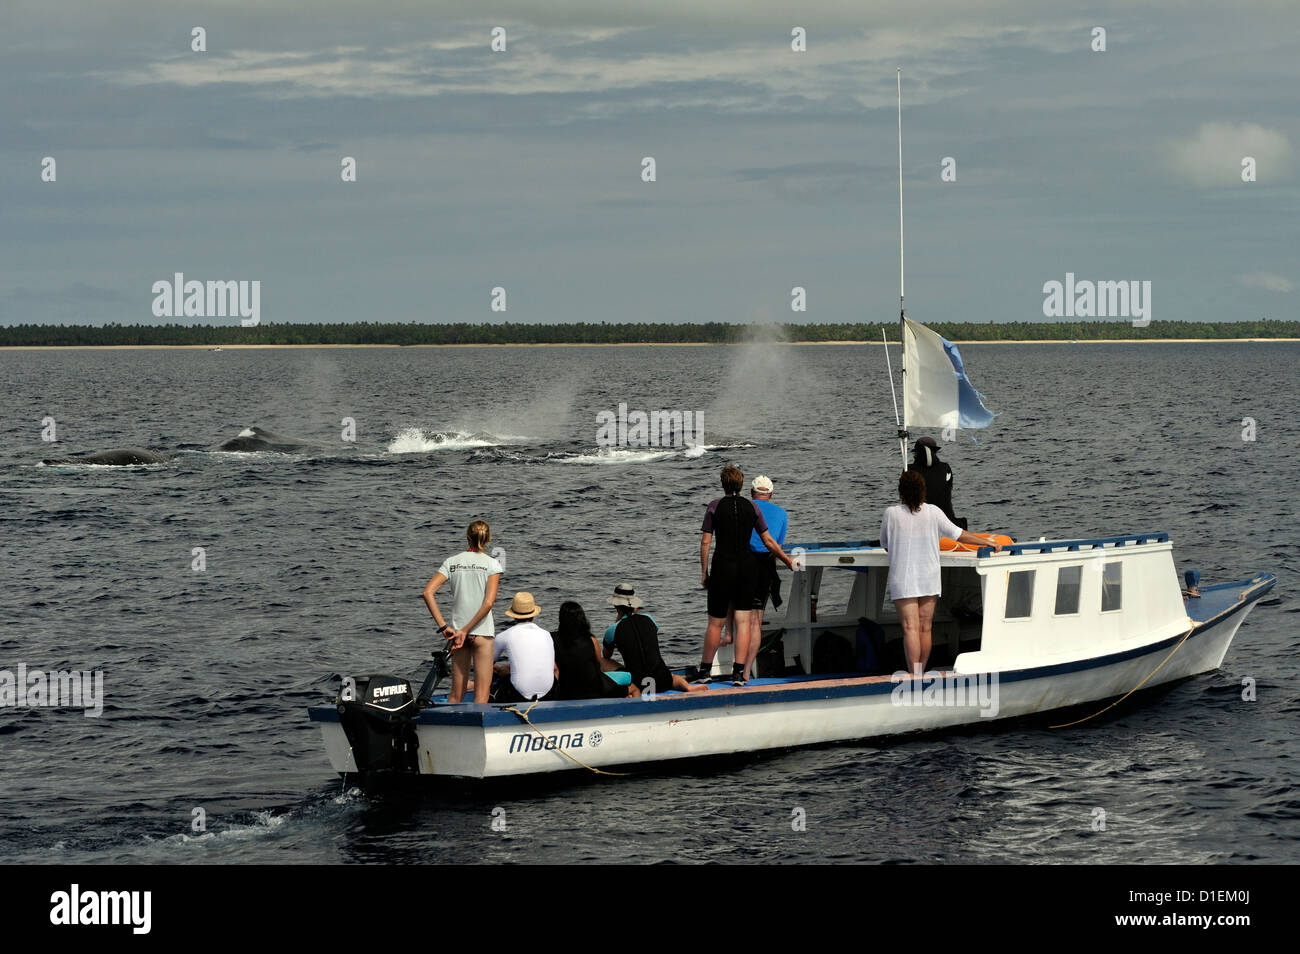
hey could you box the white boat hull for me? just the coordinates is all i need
[311,583,1266,779]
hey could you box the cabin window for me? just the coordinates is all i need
[1101,562,1123,612]
[1054,565,1082,615]
[1004,570,1035,619]
[816,566,856,621]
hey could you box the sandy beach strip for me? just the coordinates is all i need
[2,338,1298,350]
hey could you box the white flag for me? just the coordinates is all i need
[903,317,995,429]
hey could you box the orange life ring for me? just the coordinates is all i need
[940,533,1014,552]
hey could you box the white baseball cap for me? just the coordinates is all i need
[752,475,774,493]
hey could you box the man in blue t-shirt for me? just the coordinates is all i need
[749,475,788,620]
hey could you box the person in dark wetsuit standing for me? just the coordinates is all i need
[908,436,967,531]
[697,464,795,686]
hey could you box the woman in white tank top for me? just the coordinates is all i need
[880,472,1001,675]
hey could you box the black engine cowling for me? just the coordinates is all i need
[335,674,420,775]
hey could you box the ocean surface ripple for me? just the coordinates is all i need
[0,342,1295,864]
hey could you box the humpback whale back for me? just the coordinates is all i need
[216,426,314,453]
[40,448,170,466]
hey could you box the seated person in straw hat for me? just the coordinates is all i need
[602,584,706,695]
[490,592,558,704]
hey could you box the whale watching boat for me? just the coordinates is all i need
[309,534,1274,779]
[307,72,1277,780]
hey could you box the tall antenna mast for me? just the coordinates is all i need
[897,68,905,322]
[895,68,908,468]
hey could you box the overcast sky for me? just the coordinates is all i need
[2,0,1296,327]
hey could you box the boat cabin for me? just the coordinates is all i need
[706,534,1192,678]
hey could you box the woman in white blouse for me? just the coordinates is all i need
[880,471,1002,675]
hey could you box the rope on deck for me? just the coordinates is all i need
[1049,618,1198,729]
[503,699,632,777]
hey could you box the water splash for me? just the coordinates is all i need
[387,428,522,453]
[556,447,678,465]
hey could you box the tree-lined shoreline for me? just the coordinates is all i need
[0,320,1296,347]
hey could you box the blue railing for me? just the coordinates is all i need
[788,540,881,552]
[976,532,1169,559]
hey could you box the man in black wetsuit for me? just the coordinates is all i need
[602,584,703,695]
[908,436,967,531]
[696,464,795,686]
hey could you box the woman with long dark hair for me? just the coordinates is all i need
[880,471,1001,675]
[551,601,632,700]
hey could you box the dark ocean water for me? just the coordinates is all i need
[0,341,1295,864]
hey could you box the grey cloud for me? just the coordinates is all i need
[1,0,1297,329]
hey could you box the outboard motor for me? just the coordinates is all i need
[335,674,420,775]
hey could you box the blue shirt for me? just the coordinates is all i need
[750,499,788,552]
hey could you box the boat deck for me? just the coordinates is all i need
[1184,575,1274,624]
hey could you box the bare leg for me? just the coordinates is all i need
[672,675,708,693]
[471,638,494,703]
[732,609,757,678]
[700,615,726,672]
[742,610,764,680]
[744,609,764,679]
[895,598,922,675]
[917,595,937,672]
[448,646,470,702]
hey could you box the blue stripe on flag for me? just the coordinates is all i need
[940,337,996,429]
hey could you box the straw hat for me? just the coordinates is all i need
[504,592,542,619]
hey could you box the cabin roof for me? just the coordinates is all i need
[793,532,1171,569]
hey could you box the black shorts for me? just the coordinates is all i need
[631,665,675,695]
[754,552,779,611]
[490,678,552,704]
[707,558,760,618]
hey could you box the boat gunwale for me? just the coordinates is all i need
[794,531,1175,568]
